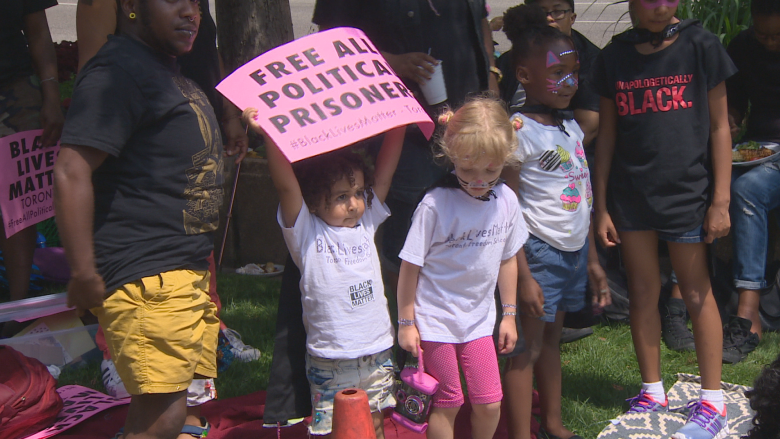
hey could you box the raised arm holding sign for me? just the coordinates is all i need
[242,108,408,438]
[218,27,433,163]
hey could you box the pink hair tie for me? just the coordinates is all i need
[511,116,523,131]
[438,112,453,125]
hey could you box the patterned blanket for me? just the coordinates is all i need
[598,374,754,438]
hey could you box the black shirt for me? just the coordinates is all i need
[727,28,780,143]
[0,0,57,85]
[421,0,482,109]
[313,0,489,114]
[593,22,737,234]
[61,35,224,291]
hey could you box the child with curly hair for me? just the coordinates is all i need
[244,107,406,438]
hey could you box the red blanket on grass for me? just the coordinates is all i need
[54,390,539,438]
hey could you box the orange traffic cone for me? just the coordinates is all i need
[331,388,377,439]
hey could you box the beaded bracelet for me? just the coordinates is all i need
[502,304,517,309]
[398,318,416,326]
[502,312,517,317]
[40,77,57,83]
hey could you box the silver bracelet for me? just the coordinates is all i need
[501,304,517,309]
[502,311,517,317]
[398,318,416,326]
[40,76,57,83]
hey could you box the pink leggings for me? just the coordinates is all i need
[420,336,502,408]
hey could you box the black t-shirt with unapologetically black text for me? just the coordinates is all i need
[61,35,224,291]
[727,28,780,144]
[593,23,736,234]
[0,0,57,85]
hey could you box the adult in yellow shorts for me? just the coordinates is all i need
[53,0,241,437]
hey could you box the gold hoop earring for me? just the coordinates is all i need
[129,12,136,19]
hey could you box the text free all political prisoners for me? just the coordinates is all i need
[247,38,417,134]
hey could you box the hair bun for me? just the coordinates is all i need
[503,4,549,43]
[438,110,454,126]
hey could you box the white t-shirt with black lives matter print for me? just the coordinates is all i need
[279,200,393,359]
[513,115,591,252]
[399,183,527,344]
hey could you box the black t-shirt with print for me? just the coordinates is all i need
[593,22,736,234]
[0,0,57,85]
[313,0,490,112]
[727,28,780,143]
[61,35,224,291]
[420,0,483,110]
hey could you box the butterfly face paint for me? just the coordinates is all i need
[547,50,577,68]
[639,0,679,9]
[546,72,578,94]
[546,51,561,68]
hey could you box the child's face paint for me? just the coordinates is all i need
[518,40,579,109]
[546,72,578,94]
[638,0,679,10]
[631,0,678,32]
[453,158,503,199]
[546,49,577,68]
[546,51,561,68]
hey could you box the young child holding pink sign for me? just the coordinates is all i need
[244,107,404,438]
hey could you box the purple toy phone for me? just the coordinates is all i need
[392,346,439,433]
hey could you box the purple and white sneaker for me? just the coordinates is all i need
[671,400,729,439]
[626,390,669,414]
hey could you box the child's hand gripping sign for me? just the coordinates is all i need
[217,27,435,162]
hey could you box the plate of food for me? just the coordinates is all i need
[235,262,284,277]
[732,141,780,167]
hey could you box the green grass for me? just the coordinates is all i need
[54,273,780,439]
[559,322,780,438]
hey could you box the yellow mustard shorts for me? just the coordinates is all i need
[91,269,219,395]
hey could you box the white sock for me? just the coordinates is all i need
[700,389,725,413]
[642,381,666,402]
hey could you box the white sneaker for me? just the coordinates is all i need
[101,359,130,399]
[222,328,261,362]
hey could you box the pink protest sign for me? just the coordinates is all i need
[22,385,130,439]
[0,130,58,237]
[217,27,435,162]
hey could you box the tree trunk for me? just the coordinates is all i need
[215,0,295,72]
